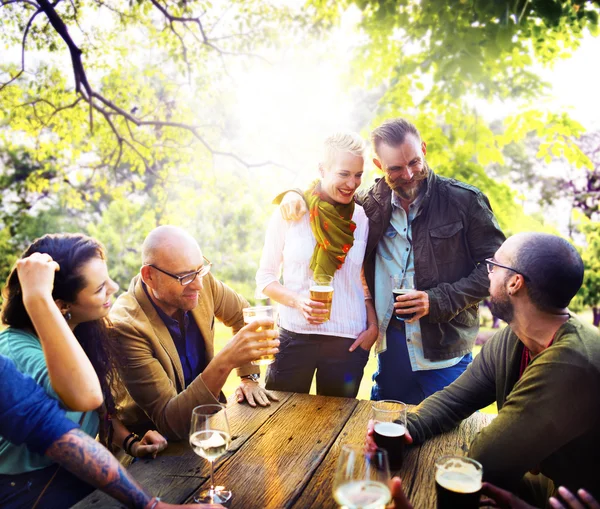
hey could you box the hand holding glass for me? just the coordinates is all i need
[333,444,391,509]
[390,274,415,321]
[309,274,334,322]
[189,404,232,504]
[243,305,276,366]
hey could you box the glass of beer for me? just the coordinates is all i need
[371,400,407,471]
[435,456,482,509]
[243,305,276,366]
[309,274,334,322]
[390,274,415,321]
[333,444,391,509]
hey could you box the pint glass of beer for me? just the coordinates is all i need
[242,306,276,366]
[371,400,407,470]
[390,274,415,321]
[435,456,482,509]
[309,274,334,322]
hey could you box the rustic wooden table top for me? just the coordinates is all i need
[73,391,495,509]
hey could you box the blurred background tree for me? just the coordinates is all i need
[1,0,598,320]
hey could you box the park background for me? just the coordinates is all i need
[1,0,600,407]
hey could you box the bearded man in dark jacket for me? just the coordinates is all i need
[279,118,505,403]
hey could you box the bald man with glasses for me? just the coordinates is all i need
[111,226,280,440]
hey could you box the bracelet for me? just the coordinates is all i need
[127,437,141,456]
[123,432,137,453]
[145,497,161,509]
[368,322,378,329]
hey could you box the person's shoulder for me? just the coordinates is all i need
[554,315,600,365]
[353,203,368,221]
[437,175,487,199]
[483,325,518,351]
[110,277,143,325]
[0,328,42,358]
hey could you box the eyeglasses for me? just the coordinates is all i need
[485,258,529,281]
[145,256,212,286]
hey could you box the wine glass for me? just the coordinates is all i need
[189,404,232,504]
[333,444,392,509]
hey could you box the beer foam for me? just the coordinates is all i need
[374,421,406,437]
[310,285,333,292]
[436,471,481,494]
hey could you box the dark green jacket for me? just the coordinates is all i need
[357,170,505,360]
[407,316,600,501]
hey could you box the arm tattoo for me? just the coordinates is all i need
[45,429,151,509]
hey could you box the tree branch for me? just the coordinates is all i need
[8,0,281,170]
[0,0,39,8]
[0,5,42,91]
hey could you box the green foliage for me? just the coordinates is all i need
[313,0,599,103]
[574,213,600,322]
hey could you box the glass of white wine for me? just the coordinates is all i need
[333,444,391,509]
[189,404,232,504]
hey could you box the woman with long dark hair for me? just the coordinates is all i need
[0,233,167,508]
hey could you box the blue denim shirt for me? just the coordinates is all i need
[374,192,463,371]
[143,283,206,388]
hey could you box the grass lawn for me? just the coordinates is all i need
[214,322,499,414]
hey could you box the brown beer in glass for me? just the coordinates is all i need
[435,456,482,509]
[371,400,407,470]
[242,306,276,366]
[309,274,334,322]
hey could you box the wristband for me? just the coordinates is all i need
[127,437,141,456]
[123,432,137,453]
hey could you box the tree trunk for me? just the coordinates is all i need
[594,306,600,328]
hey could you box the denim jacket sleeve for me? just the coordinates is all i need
[426,191,505,324]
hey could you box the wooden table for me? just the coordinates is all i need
[74,392,494,509]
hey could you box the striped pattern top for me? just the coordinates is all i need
[256,205,369,338]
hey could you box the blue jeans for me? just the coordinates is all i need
[371,323,472,404]
[0,464,94,509]
[266,328,370,398]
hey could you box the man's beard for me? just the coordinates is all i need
[387,162,429,202]
[489,288,514,323]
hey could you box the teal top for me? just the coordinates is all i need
[0,327,99,474]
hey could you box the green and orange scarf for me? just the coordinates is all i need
[304,179,356,278]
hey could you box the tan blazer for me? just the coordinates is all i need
[111,273,256,440]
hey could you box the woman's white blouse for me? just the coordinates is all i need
[256,205,369,338]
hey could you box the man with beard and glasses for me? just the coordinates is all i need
[368,232,600,506]
[278,118,505,403]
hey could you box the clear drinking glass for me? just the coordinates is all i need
[390,274,415,321]
[243,305,276,366]
[435,456,483,509]
[189,404,232,504]
[309,274,334,322]
[371,400,407,471]
[333,444,392,509]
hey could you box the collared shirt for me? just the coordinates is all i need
[143,283,206,388]
[374,190,463,371]
[256,205,369,338]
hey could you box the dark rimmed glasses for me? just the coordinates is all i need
[145,256,211,286]
[485,258,529,281]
